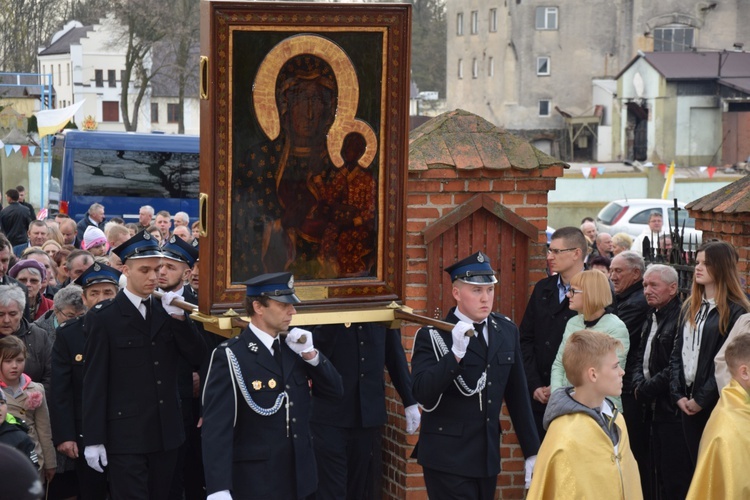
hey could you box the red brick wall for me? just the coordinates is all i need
[381,164,564,499]
[692,211,750,295]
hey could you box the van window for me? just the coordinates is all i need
[72,149,200,199]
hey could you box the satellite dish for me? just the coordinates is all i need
[633,72,645,98]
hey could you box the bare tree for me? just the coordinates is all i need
[0,0,63,72]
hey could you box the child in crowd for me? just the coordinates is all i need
[528,330,642,499]
[0,335,56,481]
[687,333,750,499]
[0,389,38,467]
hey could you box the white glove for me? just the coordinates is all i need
[405,404,421,434]
[451,321,473,359]
[285,327,315,355]
[525,455,537,489]
[84,444,108,473]
[207,491,233,500]
[161,291,183,316]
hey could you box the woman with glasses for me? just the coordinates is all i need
[669,240,750,467]
[32,285,85,344]
[550,270,629,409]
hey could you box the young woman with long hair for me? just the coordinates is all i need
[669,240,750,466]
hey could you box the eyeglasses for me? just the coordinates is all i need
[566,288,584,295]
[56,310,81,320]
[547,247,578,255]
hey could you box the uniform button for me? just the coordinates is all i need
[159,400,163,404]
[117,411,122,416]
[293,434,298,439]
[507,357,512,361]
[358,326,363,330]
[545,341,550,346]
[292,418,297,423]
[487,418,490,422]
[488,381,492,386]
[360,357,365,362]
[289,402,294,407]
[360,373,364,378]
[157,380,161,385]
[152,342,156,346]
[286,385,291,389]
[360,341,364,346]
[438,427,443,431]
[488,400,492,404]
[154,361,159,366]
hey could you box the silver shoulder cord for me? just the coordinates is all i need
[225,349,291,437]
[420,328,487,413]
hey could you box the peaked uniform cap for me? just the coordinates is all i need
[113,230,163,263]
[243,272,300,304]
[73,262,121,288]
[444,251,498,284]
[162,235,199,267]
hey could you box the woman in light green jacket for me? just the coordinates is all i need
[550,270,630,409]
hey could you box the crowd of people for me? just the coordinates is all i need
[0,187,747,500]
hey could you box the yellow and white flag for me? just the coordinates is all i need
[34,100,85,138]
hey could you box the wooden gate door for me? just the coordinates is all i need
[423,194,536,323]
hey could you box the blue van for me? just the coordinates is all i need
[49,130,199,223]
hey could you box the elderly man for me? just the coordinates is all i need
[13,220,49,257]
[631,265,691,500]
[172,225,192,243]
[76,203,106,241]
[173,212,190,228]
[62,250,95,287]
[138,205,154,231]
[610,251,651,497]
[632,212,664,256]
[59,218,81,248]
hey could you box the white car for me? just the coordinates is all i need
[595,199,702,247]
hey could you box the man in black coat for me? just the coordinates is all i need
[411,251,540,500]
[201,272,343,500]
[76,203,106,241]
[311,322,419,499]
[16,186,36,220]
[631,264,691,500]
[610,251,651,496]
[0,189,33,246]
[51,262,120,499]
[82,231,206,499]
[519,227,586,439]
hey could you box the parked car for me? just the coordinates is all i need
[596,198,702,247]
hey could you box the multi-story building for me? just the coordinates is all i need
[37,16,151,132]
[446,0,750,160]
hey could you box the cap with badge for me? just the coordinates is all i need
[73,262,121,288]
[162,235,199,268]
[113,230,163,263]
[243,272,300,304]
[444,251,498,284]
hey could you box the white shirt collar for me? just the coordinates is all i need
[454,307,487,326]
[249,322,278,355]
[123,287,148,311]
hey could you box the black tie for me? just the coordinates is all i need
[473,322,487,350]
[272,338,283,371]
[141,298,151,322]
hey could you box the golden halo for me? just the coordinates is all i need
[252,34,378,169]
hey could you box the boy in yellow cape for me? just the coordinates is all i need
[527,330,642,500]
[687,333,750,499]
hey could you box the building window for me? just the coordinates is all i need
[472,58,478,78]
[537,56,550,76]
[653,25,694,52]
[102,101,119,122]
[457,12,464,36]
[458,59,464,79]
[95,69,103,87]
[167,103,181,123]
[539,99,551,117]
[489,8,498,32]
[151,103,159,123]
[535,7,558,30]
[471,11,478,34]
[488,57,495,77]
[108,70,116,88]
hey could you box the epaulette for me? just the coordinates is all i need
[490,311,513,322]
[90,298,116,313]
[58,316,84,330]
[219,336,241,349]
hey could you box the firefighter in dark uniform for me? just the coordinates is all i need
[81,231,207,499]
[158,235,208,500]
[310,322,420,499]
[50,262,120,499]
[411,251,540,500]
[201,272,343,500]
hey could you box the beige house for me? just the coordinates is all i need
[445,0,750,161]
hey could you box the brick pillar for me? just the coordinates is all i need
[692,211,750,294]
[381,163,564,499]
